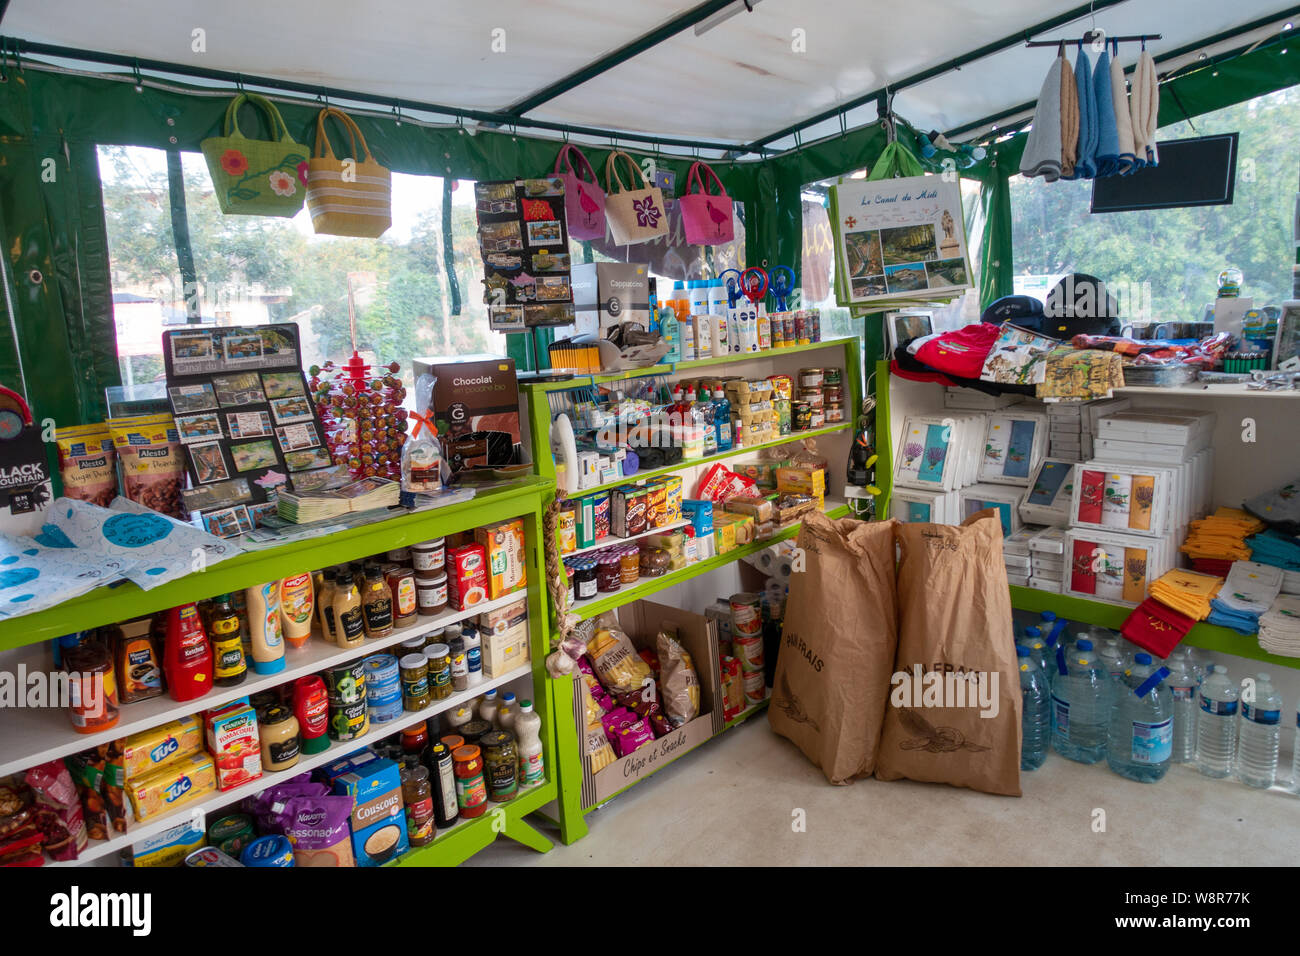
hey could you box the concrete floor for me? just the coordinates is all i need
[469,715,1300,866]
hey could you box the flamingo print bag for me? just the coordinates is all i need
[678,161,735,245]
[554,145,606,241]
[603,150,668,246]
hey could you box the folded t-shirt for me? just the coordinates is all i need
[914,322,1001,379]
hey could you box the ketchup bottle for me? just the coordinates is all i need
[163,603,213,702]
[293,675,331,755]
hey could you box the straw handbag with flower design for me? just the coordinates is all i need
[603,150,668,245]
[305,107,392,238]
[200,93,309,217]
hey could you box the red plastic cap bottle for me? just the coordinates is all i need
[163,603,213,703]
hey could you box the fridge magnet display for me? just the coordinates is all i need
[167,383,219,414]
[260,371,306,399]
[829,174,972,307]
[475,177,575,328]
[212,372,267,407]
[275,422,321,453]
[284,447,333,472]
[230,439,279,473]
[174,413,224,445]
[169,331,217,373]
[225,410,274,440]
[269,396,314,424]
[189,442,231,483]
[181,478,252,513]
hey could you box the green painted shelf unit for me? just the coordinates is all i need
[0,477,564,867]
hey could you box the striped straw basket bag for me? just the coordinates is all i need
[305,107,392,237]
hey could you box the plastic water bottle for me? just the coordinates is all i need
[1017,626,1051,685]
[1018,646,1050,771]
[1106,652,1174,783]
[1051,638,1109,763]
[1237,672,1282,789]
[1095,637,1129,683]
[1165,654,1199,764]
[1196,665,1239,778]
[1174,644,1208,685]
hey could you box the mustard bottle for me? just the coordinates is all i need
[333,573,366,649]
[317,568,339,644]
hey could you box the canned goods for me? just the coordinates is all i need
[329,696,370,740]
[729,592,763,636]
[241,834,294,867]
[793,402,813,431]
[424,643,452,700]
[734,634,765,673]
[325,661,367,705]
[185,847,243,867]
[780,315,795,348]
[742,668,766,704]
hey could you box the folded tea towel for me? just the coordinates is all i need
[1092,48,1120,177]
[1130,50,1160,167]
[1109,46,1137,173]
[1019,56,1064,181]
[1060,54,1079,178]
[1067,47,1098,180]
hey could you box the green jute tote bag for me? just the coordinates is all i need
[201,93,310,217]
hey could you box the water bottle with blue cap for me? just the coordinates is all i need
[1051,637,1109,763]
[1018,645,1050,771]
[1106,651,1174,783]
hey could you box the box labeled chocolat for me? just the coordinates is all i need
[591,491,611,540]
[645,481,667,530]
[414,355,520,474]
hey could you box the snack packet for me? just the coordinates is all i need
[657,630,700,726]
[587,619,652,695]
[108,413,187,519]
[55,424,117,507]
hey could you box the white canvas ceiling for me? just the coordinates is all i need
[4,0,1297,154]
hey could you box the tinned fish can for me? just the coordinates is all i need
[729,592,763,636]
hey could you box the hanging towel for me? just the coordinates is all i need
[1019,56,1064,181]
[1109,46,1137,173]
[1067,47,1098,180]
[1092,48,1120,177]
[1060,54,1079,178]
[1130,50,1160,168]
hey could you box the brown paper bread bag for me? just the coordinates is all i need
[875,510,1022,796]
[768,512,899,785]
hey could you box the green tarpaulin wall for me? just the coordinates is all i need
[1,35,1296,426]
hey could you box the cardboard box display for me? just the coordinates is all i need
[478,598,530,678]
[204,701,263,791]
[474,518,527,599]
[334,757,409,867]
[447,542,489,610]
[414,354,520,474]
[575,599,722,808]
[126,752,217,821]
[122,715,204,780]
[570,262,651,336]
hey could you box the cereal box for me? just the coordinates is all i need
[645,481,667,529]
[663,475,683,523]
[474,518,527,599]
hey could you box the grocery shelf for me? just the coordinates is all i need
[565,519,691,558]
[55,661,537,865]
[519,338,859,395]
[568,499,849,621]
[0,591,525,777]
[566,423,853,499]
[0,477,552,651]
[1008,586,1300,669]
[724,695,771,730]
[1115,383,1300,399]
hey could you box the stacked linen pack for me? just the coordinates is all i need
[1257,594,1300,656]
[1182,508,1264,576]
[1209,561,1283,635]
[1045,398,1128,461]
[1002,526,1042,588]
[1244,529,1300,595]
[1028,526,1067,592]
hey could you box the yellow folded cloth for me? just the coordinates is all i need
[1149,568,1223,621]
[1180,508,1265,561]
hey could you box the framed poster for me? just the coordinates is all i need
[829,174,972,307]
[1274,300,1300,371]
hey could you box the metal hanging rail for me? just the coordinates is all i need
[1025,31,1162,47]
[943,6,1300,142]
[0,35,773,156]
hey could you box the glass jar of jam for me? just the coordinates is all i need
[564,562,576,605]
[411,537,446,574]
[400,765,436,846]
[481,730,518,803]
[618,546,640,585]
[573,559,598,602]
[452,745,488,819]
[386,567,418,628]
[596,553,622,592]
[401,722,429,755]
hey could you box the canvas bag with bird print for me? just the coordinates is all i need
[768,512,899,785]
[875,510,1022,796]
[677,161,734,246]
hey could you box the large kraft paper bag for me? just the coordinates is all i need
[768,512,899,785]
[875,511,1022,796]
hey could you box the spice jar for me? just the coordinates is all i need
[411,537,446,574]
[618,547,640,585]
[480,730,518,803]
[452,745,488,819]
[399,653,431,711]
[596,553,622,593]
[386,566,418,628]
[258,704,301,772]
[448,637,469,692]
[64,641,120,734]
[415,571,448,616]
[400,765,436,847]
[424,643,452,700]
[438,734,465,752]
[573,559,598,601]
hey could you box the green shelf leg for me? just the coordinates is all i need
[503,814,555,854]
[551,672,590,845]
